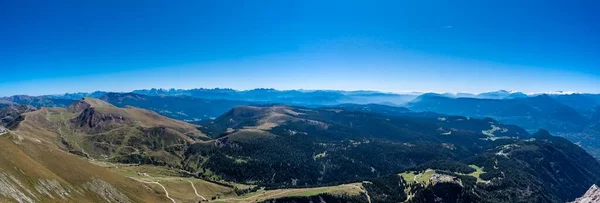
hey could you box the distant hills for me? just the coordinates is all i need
[409,94,589,132]
[408,93,600,158]
[2,88,600,159]
[0,95,75,108]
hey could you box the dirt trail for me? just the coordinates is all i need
[188,180,207,201]
[131,178,176,203]
[357,182,372,203]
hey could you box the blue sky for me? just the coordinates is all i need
[1,0,598,96]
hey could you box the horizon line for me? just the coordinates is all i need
[0,87,590,98]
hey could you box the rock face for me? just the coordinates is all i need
[0,105,37,129]
[82,179,132,203]
[68,98,134,133]
[70,107,132,133]
[571,185,600,203]
[0,172,35,203]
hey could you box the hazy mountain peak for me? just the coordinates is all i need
[419,93,447,98]
[533,129,552,138]
[533,91,580,95]
[476,90,528,99]
[525,94,557,102]
[494,90,511,93]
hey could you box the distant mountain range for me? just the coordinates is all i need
[2,88,600,159]
[33,88,598,101]
[439,90,528,99]
[41,88,419,106]
[409,93,590,132]
[13,88,599,107]
[0,95,76,108]
[99,92,253,121]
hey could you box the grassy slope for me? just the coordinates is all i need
[93,162,365,203]
[95,162,366,203]
[0,102,217,202]
[400,169,437,185]
[99,163,237,201]
[400,165,486,185]
[464,165,486,183]
[16,105,207,159]
[213,183,365,203]
[0,133,167,203]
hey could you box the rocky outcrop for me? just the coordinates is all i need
[0,105,36,129]
[70,107,132,133]
[34,179,76,200]
[82,179,132,203]
[67,98,115,113]
[0,172,35,203]
[571,185,600,203]
[69,98,133,133]
[0,176,132,203]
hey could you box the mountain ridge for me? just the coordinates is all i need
[408,93,600,158]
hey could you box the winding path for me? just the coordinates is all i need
[187,180,207,201]
[131,178,176,203]
[357,182,372,203]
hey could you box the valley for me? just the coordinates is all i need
[0,91,599,203]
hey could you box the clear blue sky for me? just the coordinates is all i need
[1,0,598,96]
